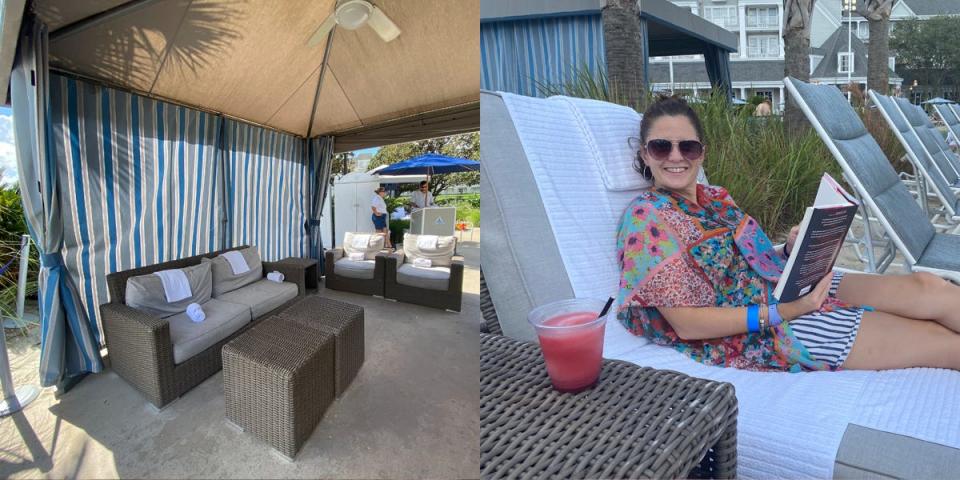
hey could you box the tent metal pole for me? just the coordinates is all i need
[50,0,161,43]
[306,28,337,139]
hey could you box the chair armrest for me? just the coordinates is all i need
[329,248,344,261]
[449,257,465,293]
[262,261,307,295]
[389,250,405,271]
[100,303,174,403]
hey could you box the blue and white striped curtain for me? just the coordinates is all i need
[12,17,103,388]
[221,120,310,261]
[480,15,606,97]
[307,136,334,272]
[47,75,224,339]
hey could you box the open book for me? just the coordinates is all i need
[773,173,859,302]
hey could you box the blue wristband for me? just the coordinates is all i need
[768,304,784,327]
[746,305,760,333]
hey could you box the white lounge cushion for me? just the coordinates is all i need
[126,262,212,318]
[334,258,376,279]
[343,232,385,260]
[396,264,450,291]
[168,298,251,364]
[402,233,456,266]
[216,278,298,318]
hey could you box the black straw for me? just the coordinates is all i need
[598,297,615,319]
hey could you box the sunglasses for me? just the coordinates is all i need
[644,139,704,161]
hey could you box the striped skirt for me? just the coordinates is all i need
[788,272,864,368]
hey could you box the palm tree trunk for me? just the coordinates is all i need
[783,0,816,135]
[602,0,644,109]
[858,0,894,95]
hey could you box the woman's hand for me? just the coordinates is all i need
[778,273,833,321]
[785,225,800,256]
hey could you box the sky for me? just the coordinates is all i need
[0,106,15,185]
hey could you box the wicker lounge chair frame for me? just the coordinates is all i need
[101,245,306,408]
[384,250,464,312]
[323,248,387,297]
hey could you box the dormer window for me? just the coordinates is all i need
[838,53,854,74]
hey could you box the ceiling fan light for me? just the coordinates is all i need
[336,0,373,30]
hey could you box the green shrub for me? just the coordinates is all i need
[389,219,410,246]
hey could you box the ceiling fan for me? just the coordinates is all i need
[307,0,401,46]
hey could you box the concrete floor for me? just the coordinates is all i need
[0,238,481,479]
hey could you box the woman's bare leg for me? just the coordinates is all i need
[840,310,960,370]
[836,272,960,333]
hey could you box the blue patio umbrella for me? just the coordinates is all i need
[731,97,747,105]
[922,97,956,105]
[376,153,480,176]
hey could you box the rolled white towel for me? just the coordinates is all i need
[186,303,205,323]
[267,271,284,283]
[413,257,432,268]
[347,252,365,261]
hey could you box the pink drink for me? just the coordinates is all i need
[529,300,608,393]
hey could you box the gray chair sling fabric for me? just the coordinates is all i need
[934,104,960,152]
[894,98,960,187]
[915,104,960,178]
[870,91,960,218]
[785,77,960,281]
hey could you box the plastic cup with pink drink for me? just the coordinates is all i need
[528,298,610,393]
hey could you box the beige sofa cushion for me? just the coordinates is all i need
[216,278,298,318]
[167,298,251,364]
[402,233,456,267]
[396,264,451,291]
[334,258,376,280]
[201,247,263,296]
[343,232,385,260]
[125,262,212,318]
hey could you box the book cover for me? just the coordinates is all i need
[773,173,859,303]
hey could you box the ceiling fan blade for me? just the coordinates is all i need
[367,6,401,42]
[307,14,338,46]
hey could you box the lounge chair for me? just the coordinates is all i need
[869,90,960,228]
[481,88,960,479]
[786,77,960,281]
[906,101,960,182]
[323,232,388,297]
[933,103,960,154]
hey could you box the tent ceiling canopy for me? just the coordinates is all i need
[34,0,480,140]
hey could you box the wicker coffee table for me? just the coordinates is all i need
[480,334,738,479]
[278,295,365,397]
[222,316,336,459]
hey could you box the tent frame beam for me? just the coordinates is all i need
[306,27,336,139]
[49,0,162,43]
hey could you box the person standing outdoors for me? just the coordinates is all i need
[371,186,392,248]
[409,180,436,211]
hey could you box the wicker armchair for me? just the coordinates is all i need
[384,250,464,312]
[323,248,388,297]
[101,245,306,408]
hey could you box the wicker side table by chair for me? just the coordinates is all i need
[480,334,738,479]
[278,296,365,397]
[275,257,319,292]
[222,316,336,460]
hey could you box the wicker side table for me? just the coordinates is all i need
[276,257,319,291]
[278,296,365,397]
[480,334,738,479]
[223,316,336,459]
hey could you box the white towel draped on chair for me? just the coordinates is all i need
[416,235,438,250]
[221,250,250,275]
[153,269,192,303]
[351,234,371,249]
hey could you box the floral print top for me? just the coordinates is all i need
[616,184,837,372]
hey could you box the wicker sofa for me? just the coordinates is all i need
[101,245,306,408]
[384,234,464,312]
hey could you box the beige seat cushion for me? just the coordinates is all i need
[396,264,451,291]
[216,278,298,318]
[125,262,212,318]
[168,298,251,364]
[402,233,456,267]
[334,258,377,280]
[201,247,263,296]
[343,232,385,260]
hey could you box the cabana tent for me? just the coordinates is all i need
[0,0,479,390]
